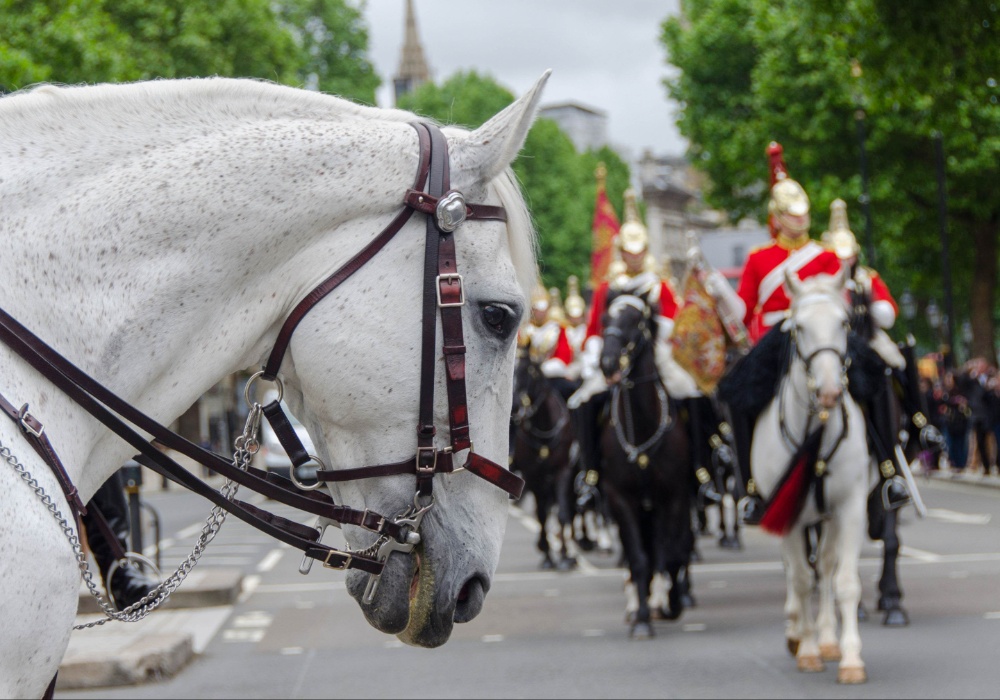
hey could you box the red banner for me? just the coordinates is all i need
[590,176,620,289]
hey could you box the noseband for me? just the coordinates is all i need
[0,121,525,610]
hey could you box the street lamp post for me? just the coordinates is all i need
[900,288,917,339]
[851,59,878,267]
[926,298,951,369]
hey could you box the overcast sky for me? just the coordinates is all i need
[361,0,687,163]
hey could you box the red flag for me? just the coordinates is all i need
[589,163,620,289]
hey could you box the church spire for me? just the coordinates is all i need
[393,0,430,106]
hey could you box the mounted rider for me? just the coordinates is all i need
[519,283,577,403]
[720,142,843,525]
[820,199,934,514]
[563,275,589,381]
[569,189,698,487]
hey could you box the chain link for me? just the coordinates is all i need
[1,404,261,630]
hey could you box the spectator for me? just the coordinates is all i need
[938,370,971,471]
[963,357,992,473]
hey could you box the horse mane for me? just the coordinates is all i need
[0,78,537,298]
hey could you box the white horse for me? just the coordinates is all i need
[750,268,871,684]
[0,72,548,697]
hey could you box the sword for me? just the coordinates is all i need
[894,444,927,518]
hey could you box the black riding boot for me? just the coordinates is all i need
[868,376,911,511]
[728,406,765,525]
[83,473,158,609]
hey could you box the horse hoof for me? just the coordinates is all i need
[882,607,910,627]
[820,643,842,662]
[797,655,825,673]
[624,610,637,625]
[540,557,555,570]
[837,665,867,684]
[718,535,742,551]
[557,557,578,571]
[681,593,697,609]
[630,621,654,639]
[786,638,800,656]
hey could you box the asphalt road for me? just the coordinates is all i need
[61,473,1000,699]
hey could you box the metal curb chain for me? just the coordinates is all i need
[2,405,260,629]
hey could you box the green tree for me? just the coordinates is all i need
[662,0,1000,361]
[0,0,379,106]
[399,70,632,296]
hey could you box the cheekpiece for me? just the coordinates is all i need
[435,191,467,233]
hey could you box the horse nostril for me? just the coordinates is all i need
[454,575,487,623]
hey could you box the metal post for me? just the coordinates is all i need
[855,108,877,267]
[121,461,144,571]
[933,131,956,368]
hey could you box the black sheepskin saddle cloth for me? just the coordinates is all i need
[716,325,885,417]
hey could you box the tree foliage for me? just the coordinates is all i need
[398,70,631,297]
[0,0,379,105]
[662,0,999,361]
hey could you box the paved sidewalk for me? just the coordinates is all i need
[923,466,1000,491]
[59,568,244,690]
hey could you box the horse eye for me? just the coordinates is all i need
[481,303,516,337]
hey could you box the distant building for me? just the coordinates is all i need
[538,102,608,153]
[393,0,431,105]
[637,149,768,284]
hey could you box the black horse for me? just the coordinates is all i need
[510,349,579,570]
[598,291,693,638]
[861,338,943,626]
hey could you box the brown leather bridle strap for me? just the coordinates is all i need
[0,393,87,530]
[261,124,433,380]
[0,307,398,569]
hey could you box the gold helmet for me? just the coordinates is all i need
[564,275,586,323]
[548,286,566,325]
[822,198,860,260]
[529,283,550,322]
[766,142,810,235]
[616,188,649,255]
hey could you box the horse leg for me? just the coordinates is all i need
[555,466,578,571]
[834,502,868,684]
[615,505,653,638]
[782,528,823,671]
[815,519,842,662]
[719,490,742,550]
[878,507,909,626]
[535,493,555,570]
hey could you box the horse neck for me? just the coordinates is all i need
[0,95,416,498]
[619,345,665,432]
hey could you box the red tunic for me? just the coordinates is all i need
[737,239,842,344]
[586,278,679,340]
[868,271,898,314]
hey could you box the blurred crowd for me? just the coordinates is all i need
[921,356,1000,475]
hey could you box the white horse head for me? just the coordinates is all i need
[784,267,850,410]
[0,72,549,694]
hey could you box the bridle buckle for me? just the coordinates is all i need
[323,550,353,570]
[416,446,438,475]
[436,273,465,308]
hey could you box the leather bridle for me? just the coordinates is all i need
[0,121,524,593]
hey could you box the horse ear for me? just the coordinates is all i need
[449,70,551,189]
[784,268,802,297]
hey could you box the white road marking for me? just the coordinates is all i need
[683,623,707,632]
[985,612,1000,620]
[900,545,943,563]
[238,574,261,603]
[482,634,505,643]
[257,548,284,572]
[582,629,605,637]
[926,508,992,525]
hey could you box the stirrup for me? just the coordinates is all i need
[881,476,911,512]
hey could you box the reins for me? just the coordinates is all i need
[0,120,524,619]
